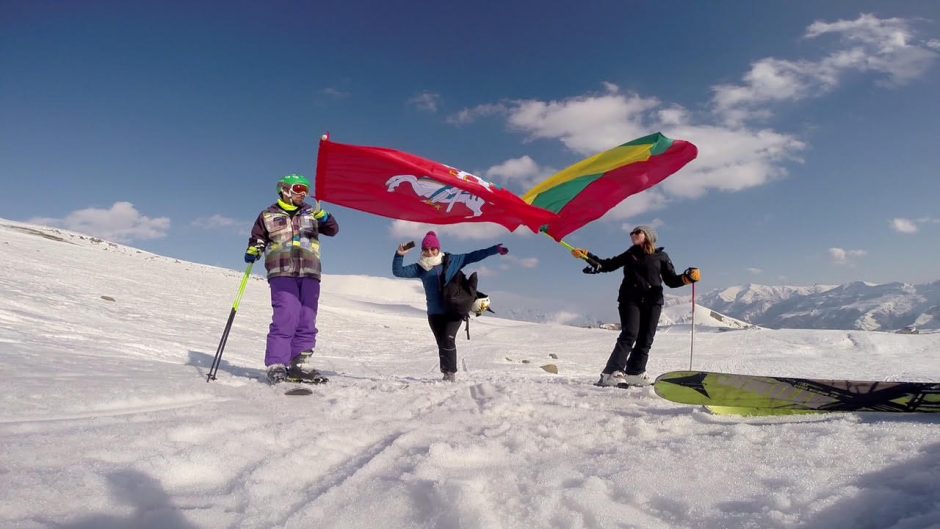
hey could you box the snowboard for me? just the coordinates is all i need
[654,370,940,415]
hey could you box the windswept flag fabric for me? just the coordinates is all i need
[522,133,698,240]
[316,137,558,233]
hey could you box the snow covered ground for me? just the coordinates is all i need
[1,220,938,529]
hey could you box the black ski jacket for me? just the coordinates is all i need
[589,245,686,305]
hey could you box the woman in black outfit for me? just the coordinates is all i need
[574,225,700,386]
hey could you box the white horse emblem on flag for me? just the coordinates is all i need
[385,174,488,218]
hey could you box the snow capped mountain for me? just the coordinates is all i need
[700,281,940,331]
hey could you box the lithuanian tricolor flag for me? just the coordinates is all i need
[522,133,697,240]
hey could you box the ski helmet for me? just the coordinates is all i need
[277,174,311,196]
[470,295,492,317]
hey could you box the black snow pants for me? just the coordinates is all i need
[428,313,464,374]
[603,300,663,375]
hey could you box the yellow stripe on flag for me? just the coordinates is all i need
[521,143,655,203]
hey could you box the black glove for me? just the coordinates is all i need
[582,265,601,274]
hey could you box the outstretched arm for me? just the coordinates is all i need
[442,245,503,283]
[313,201,339,237]
[574,249,628,273]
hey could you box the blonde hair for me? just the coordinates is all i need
[641,238,656,255]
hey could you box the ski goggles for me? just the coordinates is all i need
[283,183,309,195]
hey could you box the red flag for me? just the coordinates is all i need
[315,137,557,233]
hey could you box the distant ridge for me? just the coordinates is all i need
[699,282,940,331]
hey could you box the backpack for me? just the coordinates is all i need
[440,254,479,318]
[439,255,491,339]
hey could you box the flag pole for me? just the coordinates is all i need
[541,230,600,268]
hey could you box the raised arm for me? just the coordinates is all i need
[313,202,339,237]
[392,252,422,278]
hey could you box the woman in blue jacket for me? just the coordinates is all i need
[393,231,507,381]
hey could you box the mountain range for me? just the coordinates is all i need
[697,282,940,331]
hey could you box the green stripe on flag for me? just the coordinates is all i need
[530,173,603,213]
[622,132,673,155]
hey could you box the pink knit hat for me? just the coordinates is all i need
[421,231,441,251]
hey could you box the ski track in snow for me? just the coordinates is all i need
[1,220,939,529]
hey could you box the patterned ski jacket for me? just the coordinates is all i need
[590,245,686,305]
[392,246,500,315]
[249,201,339,280]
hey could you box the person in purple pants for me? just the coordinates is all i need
[245,174,339,384]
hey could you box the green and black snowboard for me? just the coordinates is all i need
[654,370,940,416]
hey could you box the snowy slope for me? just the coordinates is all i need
[1,219,938,529]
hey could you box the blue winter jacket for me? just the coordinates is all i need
[392,246,500,315]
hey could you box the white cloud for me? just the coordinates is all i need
[506,91,660,155]
[601,81,620,93]
[503,255,539,269]
[389,220,511,242]
[747,267,763,275]
[484,155,539,180]
[891,217,919,234]
[194,214,239,228]
[29,202,170,243]
[620,217,665,233]
[446,103,509,125]
[483,155,556,192]
[192,214,246,235]
[473,265,498,278]
[890,216,940,234]
[408,91,442,112]
[463,87,806,221]
[713,14,939,125]
[320,87,350,98]
[828,247,867,265]
[440,15,934,228]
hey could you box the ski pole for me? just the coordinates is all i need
[689,282,696,370]
[541,231,601,268]
[207,262,254,382]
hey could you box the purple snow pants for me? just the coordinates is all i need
[265,276,321,367]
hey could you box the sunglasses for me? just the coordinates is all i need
[630,230,643,236]
[286,184,309,195]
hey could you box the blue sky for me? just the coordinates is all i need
[2,1,939,321]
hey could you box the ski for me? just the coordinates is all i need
[286,364,329,385]
[654,370,940,414]
[594,382,647,389]
[285,373,329,385]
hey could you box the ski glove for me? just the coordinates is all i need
[582,265,601,274]
[244,241,265,263]
[681,267,701,284]
[496,244,509,255]
[573,249,602,270]
[314,209,330,222]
